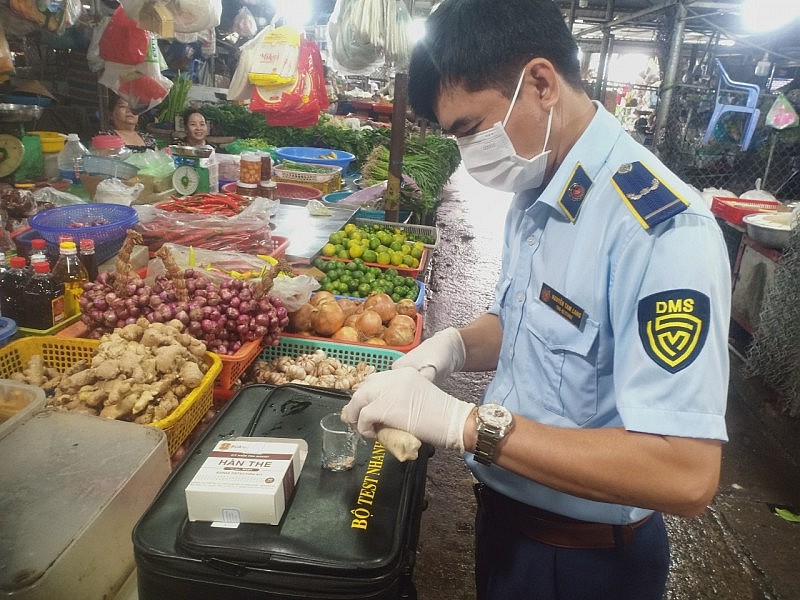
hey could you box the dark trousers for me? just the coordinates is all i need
[475,495,670,600]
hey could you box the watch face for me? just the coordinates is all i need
[478,404,513,429]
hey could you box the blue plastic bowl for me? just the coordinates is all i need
[275,147,356,174]
[322,191,355,203]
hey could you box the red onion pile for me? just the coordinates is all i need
[78,270,289,355]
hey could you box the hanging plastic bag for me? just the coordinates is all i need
[232,7,258,39]
[765,93,799,130]
[99,7,149,65]
[247,25,301,88]
[86,15,110,72]
[164,0,222,34]
[250,37,328,128]
[227,24,273,101]
[99,32,172,113]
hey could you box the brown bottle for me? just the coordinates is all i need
[22,261,65,330]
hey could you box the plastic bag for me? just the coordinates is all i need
[99,7,149,65]
[766,93,799,130]
[165,0,222,33]
[227,25,266,101]
[86,16,110,72]
[250,37,328,128]
[270,274,320,311]
[31,186,86,207]
[135,197,274,254]
[95,178,144,206]
[123,149,175,178]
[147,242,277,283]
[232,6,257,39]
[99,33,173,114]
[247,25,301,88]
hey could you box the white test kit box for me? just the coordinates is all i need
[185,437,308,525]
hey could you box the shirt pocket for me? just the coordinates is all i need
[524,302,600,424]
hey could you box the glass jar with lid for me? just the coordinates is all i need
[90,135,132,161]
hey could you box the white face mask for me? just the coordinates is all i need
[457,69,553,192]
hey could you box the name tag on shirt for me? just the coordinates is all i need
[539,283,586,329]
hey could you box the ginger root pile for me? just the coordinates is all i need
[245,349,376,391]
[12,318,208,424]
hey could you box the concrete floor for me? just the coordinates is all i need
[410,166,800,599]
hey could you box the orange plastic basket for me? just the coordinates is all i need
[214,338,263,392]
[0,336,221,455]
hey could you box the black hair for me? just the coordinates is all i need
[408,0,583,124]
[107,91,123,113]
[182,107,206,124]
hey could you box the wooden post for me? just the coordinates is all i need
[385,72,408,223]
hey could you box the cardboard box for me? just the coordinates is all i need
[186,437,308,525]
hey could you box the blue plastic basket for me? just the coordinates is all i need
[28,204,138,247]
[0,318,17,347]
[275,147,356,174]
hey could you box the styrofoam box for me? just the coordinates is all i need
[0,410,171,599]
[0,379,46,440]
[186,437,308,525]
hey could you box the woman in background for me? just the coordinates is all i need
[102,93,157,152]
[182,108,210,147]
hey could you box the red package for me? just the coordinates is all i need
[99,7,149,65]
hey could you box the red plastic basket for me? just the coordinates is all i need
[282,313,423,354]
[318,247,428,279]
[213,338,263,392]
[711,196,782,225]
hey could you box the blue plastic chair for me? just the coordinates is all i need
[701,58,761,151]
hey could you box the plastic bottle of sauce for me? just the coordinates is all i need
[29,238,52,268]
[0,256,31,321]
[52,241,88,318]
[79,239,99,282]
[22,261,65,330]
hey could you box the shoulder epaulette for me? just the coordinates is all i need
[611,161,689,229]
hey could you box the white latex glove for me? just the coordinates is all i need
[342,367,474,453]
[391,326,466,385]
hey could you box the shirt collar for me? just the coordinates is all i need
[517,101,623,216]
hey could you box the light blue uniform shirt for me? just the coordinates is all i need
[467,102,731,525]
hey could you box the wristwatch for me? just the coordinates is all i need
[473,403,514,466]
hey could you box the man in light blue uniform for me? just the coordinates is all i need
[342,1,731,598]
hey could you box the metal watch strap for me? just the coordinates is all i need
[474,423,502,465]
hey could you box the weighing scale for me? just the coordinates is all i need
[170,145,213,196]
[0,103,43,180]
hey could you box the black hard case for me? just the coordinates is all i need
[132,384,432,600]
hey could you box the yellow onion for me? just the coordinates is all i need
[384,323,416,347]
[364,337,387,345]
[344,313,360,329]
[337,297,361,318]
[288,303,315,332]
[332,326,360,342]
[395,298,418,318]
[311,301,346,336]
[310,290,337,307]
[356,309,384,338]
[364,293,397,323]
[389,314,416,332]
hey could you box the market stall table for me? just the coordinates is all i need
[271,199,358,262]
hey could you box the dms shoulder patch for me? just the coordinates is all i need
[612,161,689,229]
[637,289,710,373]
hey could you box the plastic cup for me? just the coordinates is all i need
[320,412,358,472]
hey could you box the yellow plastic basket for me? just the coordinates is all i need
[0,336,222,455]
